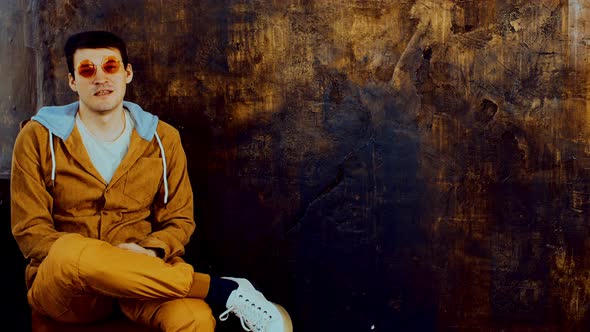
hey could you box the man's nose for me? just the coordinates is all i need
[92,66,109,83]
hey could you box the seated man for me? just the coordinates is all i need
[10,30,292,332]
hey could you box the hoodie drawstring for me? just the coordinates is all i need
[154,131,169,204]
[49,131,56,184]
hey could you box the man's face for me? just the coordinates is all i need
[68,47,133,114]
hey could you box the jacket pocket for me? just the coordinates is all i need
[123,158,163,205]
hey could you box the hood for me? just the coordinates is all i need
[31,101,159,141]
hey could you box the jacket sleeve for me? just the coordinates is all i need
[138,124,196,261]
[11,122,66,263]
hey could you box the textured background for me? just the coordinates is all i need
[3,0,590,331]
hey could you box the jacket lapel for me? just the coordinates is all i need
[63,125,107,185]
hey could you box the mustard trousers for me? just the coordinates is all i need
[28,233,216,331]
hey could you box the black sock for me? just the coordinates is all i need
[205,277,239,314]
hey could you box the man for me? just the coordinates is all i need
[10,30,292,332]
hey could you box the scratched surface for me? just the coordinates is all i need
[3,0,590,331]
[0,1,37,179]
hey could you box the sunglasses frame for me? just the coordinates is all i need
[76,56,124,79]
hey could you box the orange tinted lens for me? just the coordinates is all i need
[102,57,121,74]
[77,60,96,78]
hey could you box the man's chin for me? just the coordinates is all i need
[83,99,123,113]
[91,106,119,113]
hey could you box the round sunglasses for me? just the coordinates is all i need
[76,56,123,78]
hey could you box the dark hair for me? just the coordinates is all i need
[64,30,128,75]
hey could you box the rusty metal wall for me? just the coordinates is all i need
[0,0,38,179]
[4,0,590,331]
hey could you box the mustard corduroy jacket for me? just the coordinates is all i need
[10,101,196,288]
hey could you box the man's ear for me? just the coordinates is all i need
[125,63,133,84]
[68,73,77,92]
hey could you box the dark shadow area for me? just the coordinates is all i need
[2,178,32,331]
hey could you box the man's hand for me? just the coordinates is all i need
[117,242,158,257]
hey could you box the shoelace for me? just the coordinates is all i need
[219,296,273,331]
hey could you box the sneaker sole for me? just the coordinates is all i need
[274,303,293,332]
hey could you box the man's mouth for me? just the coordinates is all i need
[94,89,113,96]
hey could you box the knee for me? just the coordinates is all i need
[158,299,216,332]
[41,233,89,280]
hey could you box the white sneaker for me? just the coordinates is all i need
[218,277,293,332]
